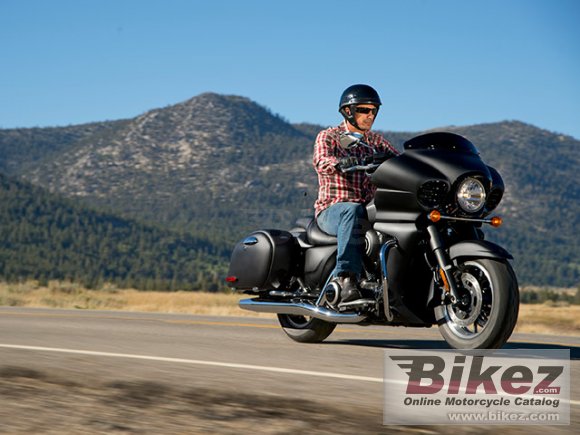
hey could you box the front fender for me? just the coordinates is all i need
[448,240,513,261]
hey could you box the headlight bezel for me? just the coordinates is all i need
[456,177,487,214]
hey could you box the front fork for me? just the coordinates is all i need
[426,224,460,303]
[380,239,398,321]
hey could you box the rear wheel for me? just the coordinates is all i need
[277,314,337,343]
[435,259,519,349]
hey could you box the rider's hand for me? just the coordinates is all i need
[336,156,360,172]
[372,151,390,164]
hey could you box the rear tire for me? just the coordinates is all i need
[435,259,519,349]
[277,314,337,343]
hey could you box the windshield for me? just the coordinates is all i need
[403,132,479,155]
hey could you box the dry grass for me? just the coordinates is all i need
[1,281,579,336]
[514,303,580,336]
[0,281,264,317]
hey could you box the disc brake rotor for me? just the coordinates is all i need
[448,273,483,326]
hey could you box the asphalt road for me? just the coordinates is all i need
[0,307,578,434]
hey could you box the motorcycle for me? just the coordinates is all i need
[226,132,519,349]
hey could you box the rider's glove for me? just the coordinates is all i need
[372,151,390,164]
[336,156,360,172]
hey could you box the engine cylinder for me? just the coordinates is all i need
[364,229,384,259]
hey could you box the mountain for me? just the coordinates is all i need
[1,93,315,245]
[0,173,225,290]
[0,93,578,287]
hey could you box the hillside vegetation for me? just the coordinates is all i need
[0,93,578,288]
[0,174,225,290]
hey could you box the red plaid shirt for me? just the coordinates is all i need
[313,122,399,216]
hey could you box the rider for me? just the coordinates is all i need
[313,84,399,306]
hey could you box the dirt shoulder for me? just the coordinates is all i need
[1,366,572,435]
[0,365,405,435]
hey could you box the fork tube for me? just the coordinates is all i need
[379,239,398,321]
[426,224,459,302]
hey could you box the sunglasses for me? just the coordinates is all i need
[354,106,379,115]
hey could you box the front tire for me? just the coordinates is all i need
[435,259,519,349]
[277,314,337,343]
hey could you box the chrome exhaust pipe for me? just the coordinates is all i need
[239,298,366,323]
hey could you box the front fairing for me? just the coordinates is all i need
[368,133,502,222]
[371,148,492,191]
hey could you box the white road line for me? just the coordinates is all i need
[1,343,579,408]
[0,343,384,383]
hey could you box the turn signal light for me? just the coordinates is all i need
[225,276,238,283]
[490,216,503,228]
[428,210,442,222]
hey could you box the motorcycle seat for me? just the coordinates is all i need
[306,219,337,246]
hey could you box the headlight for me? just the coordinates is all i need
[456,178,486,213]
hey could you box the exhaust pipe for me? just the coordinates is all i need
[239,298,367,323]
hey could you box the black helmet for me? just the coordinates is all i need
[339,84,381,129]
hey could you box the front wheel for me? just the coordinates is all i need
[434,259,519,349]
[277,314,337,343]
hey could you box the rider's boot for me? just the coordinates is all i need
[334,274,363,306]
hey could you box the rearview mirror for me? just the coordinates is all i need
[339,132,364,149]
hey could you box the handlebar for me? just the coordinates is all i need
[341,163,381,173]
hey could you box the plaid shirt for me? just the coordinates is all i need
[313,122,399,216]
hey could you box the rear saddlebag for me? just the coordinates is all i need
[227,230,297,291]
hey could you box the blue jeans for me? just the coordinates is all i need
[317,202,366,277]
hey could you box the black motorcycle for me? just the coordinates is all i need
[226,132,519,349]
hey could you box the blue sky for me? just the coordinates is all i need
[1,0,579,138]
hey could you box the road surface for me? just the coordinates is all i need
[0,307,578,434]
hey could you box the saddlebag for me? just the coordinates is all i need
[227,229,297,291]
